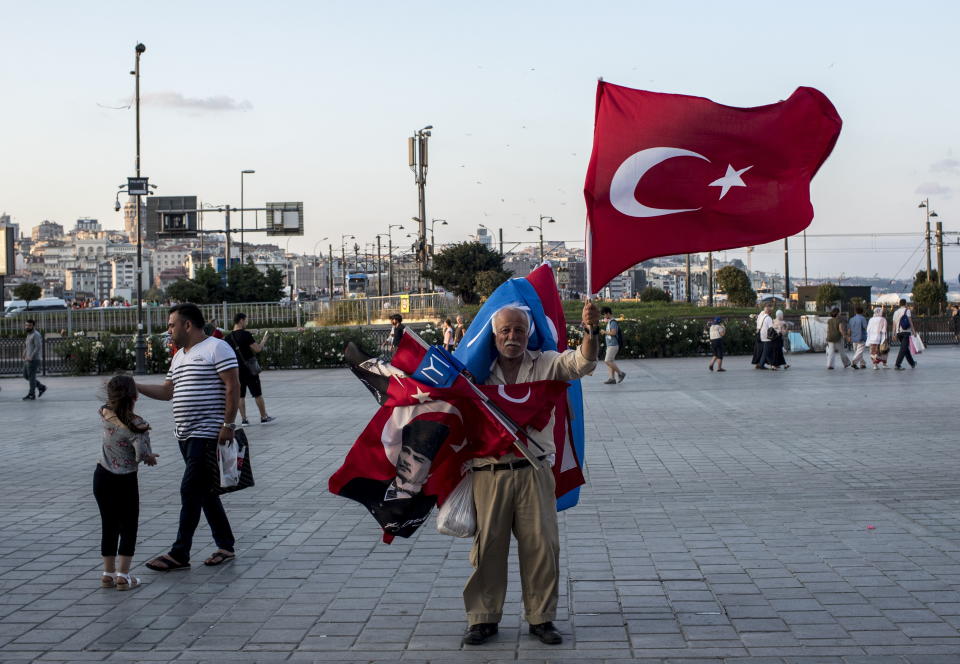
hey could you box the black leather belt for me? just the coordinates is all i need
[472,456,546,472]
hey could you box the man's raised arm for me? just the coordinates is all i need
[137,380,174,401]
[579,300,600,362]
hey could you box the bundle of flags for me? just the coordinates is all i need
[328,264,587,542]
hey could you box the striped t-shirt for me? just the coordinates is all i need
[166,336,238,440]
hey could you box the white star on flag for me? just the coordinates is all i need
[412,387,432,404]
[709,164,753,199]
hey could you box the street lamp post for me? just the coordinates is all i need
[132,43,147,375]
[526,215,555,262]
[386,224,404,295]
[430,218,447,262]
[919,199,939,281]
[312,237,328,295]
[408,125,432,292]
[340,234,355,295]
[375,234,389,296]
[240,170,255,261]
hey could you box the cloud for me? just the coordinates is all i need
[132,92,253,112]
[930,158,960,174]
[914,182,953,197]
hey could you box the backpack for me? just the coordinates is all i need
[899,311,912,331]
[615,321,624,346]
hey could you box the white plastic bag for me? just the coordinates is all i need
[436,473,476,538]
[218,439,240,488]
[910,334,925,355]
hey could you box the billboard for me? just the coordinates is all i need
[147,196,198,239]
[265,202,304,236]
[0,227,14,276]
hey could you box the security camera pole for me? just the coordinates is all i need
[133,43,147,375]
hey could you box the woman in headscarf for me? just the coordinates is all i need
[768,309,790,370]
[866,306,889,369]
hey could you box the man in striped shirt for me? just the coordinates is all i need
[137,303,241,571]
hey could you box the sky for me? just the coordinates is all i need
[1,0,958,285]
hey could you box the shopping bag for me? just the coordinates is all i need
[218,438,240,488]
[787,331,810,353]
[910,334,925,355]
[208,429,255,495]
[436,473,476,538]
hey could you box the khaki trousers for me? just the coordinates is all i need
[463,462,559,626]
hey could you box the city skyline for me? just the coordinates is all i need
[1,1,958,283]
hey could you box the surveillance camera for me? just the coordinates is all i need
[115,202,122,212]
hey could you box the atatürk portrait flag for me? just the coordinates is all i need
[584,81,842,292]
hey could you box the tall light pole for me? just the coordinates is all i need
[408,125,432,292]
[430,218,447,261]
[387,224,403,295]
[132,42,147,375]
[340,234,355,295]
[240,169,255,261]
[375,234,389,296]
[312,237,327,295]
[526,215,555,262]
[919,199,938,281]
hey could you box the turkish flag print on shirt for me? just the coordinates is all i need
[584,81,842,292]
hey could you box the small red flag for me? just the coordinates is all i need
[584,81,842,292]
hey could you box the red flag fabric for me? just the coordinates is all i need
[584,81,842,292]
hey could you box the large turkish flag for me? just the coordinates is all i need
[584,81,842,292]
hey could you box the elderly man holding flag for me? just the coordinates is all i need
[461,299,599,646]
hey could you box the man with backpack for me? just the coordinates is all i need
[600,306,625,384]
[892,299,918,370]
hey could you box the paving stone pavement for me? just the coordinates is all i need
[1,347,959,664]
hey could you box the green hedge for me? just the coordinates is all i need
[566,317,756,359]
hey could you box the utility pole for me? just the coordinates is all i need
[803,230,808,285]
[936,220,944,291]
[499,228,503,255]
[224,206,231,286]
[327,244,333,298]
[920,198,938,281]
[409,125,432,292]
[707,252,714,307]
[685,254,691,303]
[376,235,383,296]
[783,237,790,310]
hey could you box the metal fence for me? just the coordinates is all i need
[0,293,455,335]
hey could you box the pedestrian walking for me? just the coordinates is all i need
[892,299,918,369]
[866,306,889,369]
[708,316,726,372]
[847,305,868,369]
[93,375,159,591]
[442,318,455,351]
[137,303,241,571]
[769,309,790,369]
[600,306,625,383]
[453,315,467,349]
[825,308,850,369]
[951,305,960,344]
[461,301,599,646]
[22,319,47,400]
[755,302,777,370]
[225,313,275,425]
[388,314,405,355]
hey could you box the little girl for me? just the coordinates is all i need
[94,375,158,590]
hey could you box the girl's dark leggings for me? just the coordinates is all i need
[93,465,139,557]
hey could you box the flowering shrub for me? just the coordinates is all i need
[60,332,170,375]
[259,327,380,369]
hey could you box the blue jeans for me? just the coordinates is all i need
[895,332,916,368]
[23,359,45,397]
[170,437,235,563]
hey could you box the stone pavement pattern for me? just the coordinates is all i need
[0,348,959,664]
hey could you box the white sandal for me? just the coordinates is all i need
[100,572,117,588]
[115,572,141,591]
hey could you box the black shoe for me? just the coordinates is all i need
[38,385,47,397]
[462,622,498,645]
[261,415,276,424]
[529,621,562,645]
[22,395,35,400]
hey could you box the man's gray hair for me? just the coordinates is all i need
[491,304,532,333]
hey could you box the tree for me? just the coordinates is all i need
[13,282,42,309]
[639,286,671,302]
[912,270,947,314]
[424,242,507,303]
[144,287,165,303]
[715,266,756,307]
[816,283,844,312]
[474,269,511,300]
[192,265,225,303]
[166,278,208,304]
